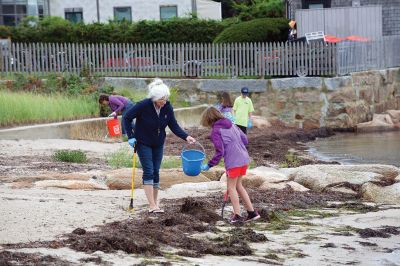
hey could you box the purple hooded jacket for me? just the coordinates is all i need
[207,118,250,170]
[109,95,130,113]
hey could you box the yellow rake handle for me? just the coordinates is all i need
[131,146,137,199]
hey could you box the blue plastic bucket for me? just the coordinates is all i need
[181,145,205,176]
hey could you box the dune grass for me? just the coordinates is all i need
[105,147,183,169]
[0,90,98,127]
[53,150,88,164]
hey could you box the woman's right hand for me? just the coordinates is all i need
[128,138,136,148]
[186,136,196,144]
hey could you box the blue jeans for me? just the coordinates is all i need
[121,101,135,135]
[136,143,163,188]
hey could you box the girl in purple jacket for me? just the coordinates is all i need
[200,107,260,224]
[216,92,235,123]
[99,94,135,135]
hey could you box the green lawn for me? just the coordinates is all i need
[0,90,98,127]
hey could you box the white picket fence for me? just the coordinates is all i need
[0,38,399,78]
[336,36,400,75]
[0,42,337,78]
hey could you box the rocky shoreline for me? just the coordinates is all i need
[0,123,399,265]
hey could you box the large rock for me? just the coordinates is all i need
[104,168,142,190]
[241,167,290,188]
[12,172,93,184]
[219,166,305,192]
[289,164,400,192]
[259,181,309,192]
[247,166,289,182]
[356,113,396,132]
[166,181,224,193]
[105,168,210,190]
[251,116,271,129]
[35,179,108,190]
[201,167,225,181]
[386,110,400,124]
[361,182,400,204]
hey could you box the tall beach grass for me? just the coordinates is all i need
[0,90,98,127]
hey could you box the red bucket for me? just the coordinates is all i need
[107,118,121,137]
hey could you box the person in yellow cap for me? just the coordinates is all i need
[288,20,297,41]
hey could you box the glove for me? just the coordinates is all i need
[247,119,253,129]
[109,112,117,117]
[128,138,136,148]
[201,164,210,171]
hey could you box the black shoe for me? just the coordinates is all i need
[229,214,243,224]
[245,210,260,223]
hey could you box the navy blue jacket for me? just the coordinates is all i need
[123,98,188,147]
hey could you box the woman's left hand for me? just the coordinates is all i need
[186,136,196,144]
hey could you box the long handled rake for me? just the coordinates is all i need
[128,145,137,212]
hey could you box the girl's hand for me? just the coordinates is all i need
[186,136,196,144]
[201,164,210,171]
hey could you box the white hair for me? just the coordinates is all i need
[147,78,170,101]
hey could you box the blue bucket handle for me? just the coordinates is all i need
[182,141,206,158]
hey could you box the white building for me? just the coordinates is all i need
[48,0,221,23]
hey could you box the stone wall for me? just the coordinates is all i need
[103,68,400,129]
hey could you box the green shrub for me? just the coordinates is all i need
[0,25,12,38]
[106,147,135,169]
[54,150,87,163]
[132,18,225,43]
[12,16,41,42]
[233,0,285,21]
[37,17,75,43]
[10,16,225,43]
[214,18,289,43]
[105,147,182,169]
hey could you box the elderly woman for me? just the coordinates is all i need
[123,78,196,213]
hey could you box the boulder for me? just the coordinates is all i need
[356,113,396,132]
[167,181,224,193]
[35,179,108,190]
[289,164,400,192]
[259,181,309,192]
[242,173,267,188]
[201,167,225,181]
[247,166,289,183]
[361,182,400,204]
[104,168,210,190]
[219,167,306,192]
[251,116,271,129]
[10,181,34,189]
[105,168,142,190]
[386,110,400,124]
[12,172,92,184]
[241,166,290,188]
[326,187,358,196]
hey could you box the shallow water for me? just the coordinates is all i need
[308,131,400,167]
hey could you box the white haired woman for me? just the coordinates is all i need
[123,78,196,213]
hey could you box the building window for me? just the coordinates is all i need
[65,8,83,23]
[302,0,331,9]
[309,4,323,9]
[0,0,48,26]
[0,2,26,26]
[114,7,131,22]
[160,6,177,21]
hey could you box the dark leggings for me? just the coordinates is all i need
[236,124,247,135]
